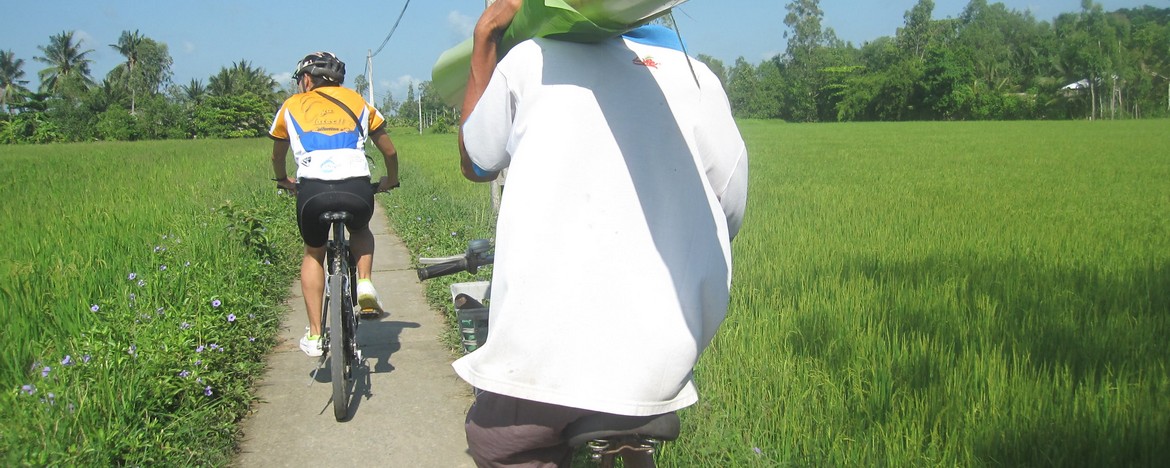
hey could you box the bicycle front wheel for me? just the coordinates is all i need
[329,271,349,421]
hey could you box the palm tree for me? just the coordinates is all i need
[109,30,144,113]
[207,60,279,105]
[181,78,206,105]
[1,49,31,114]
[34,30,95,98]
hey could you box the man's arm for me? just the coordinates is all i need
[271,139,296,191]
[459,0,522,182]
[369,127,401,191]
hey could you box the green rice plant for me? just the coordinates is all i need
[0,139,302,465]
[384,120,1169,467]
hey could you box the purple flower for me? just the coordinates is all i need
[159,265,167,271]
[753,447,763,455]
[211,299,221,308]
[180,322,191,330]
[248,337,256,342]
[90,304,100,312]
[41,366,51,378]
[227,314,236,322]
[196,345,205,353]
[195,359,202,366]
[137,279,146,287]
[21,384,35,395]
[82,355,91,364]
[61,355,73,366]
[128,272,137,280]
[209,344,219,351]
[179,370,190,378]
[204,386,213,396]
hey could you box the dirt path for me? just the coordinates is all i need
[232,200,476,467]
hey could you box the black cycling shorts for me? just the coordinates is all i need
[296,177,374,248]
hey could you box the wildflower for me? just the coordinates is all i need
[249,337,256,342]
[196,345,205,353]
[195,359,203,366]
[154,246,163,253]
[46,393,56,405]
[41,366,51,378]
[82,355,91,364]
[61,355,73,366]
[180,322,191,330]
[156,307,165,315]
[209,343,219,351]
[128,272,137,280]
[129,293,136,301]
[90,304,100,312]
[185,261,191,267]
[204,386,213,396]
[211,299,222,308]
[753,447,762,456]
[227,314,236,322]
[451,231,458,237]
[128,345,137,357]
[179,370,190,378]
[21,384,35,395]
[159,265,167,271]
[196,377,203,383]
[137,279,146,287]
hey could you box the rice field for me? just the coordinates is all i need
[1,120,1166,466]
[0,139,302,465]
[385,120,1170,466]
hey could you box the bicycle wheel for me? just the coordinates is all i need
[329,255,349,421]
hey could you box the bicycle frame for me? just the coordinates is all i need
[321,212,360,421]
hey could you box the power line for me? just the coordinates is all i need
[372,0,411,59]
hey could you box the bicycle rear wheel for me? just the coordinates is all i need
[329,261,349,421]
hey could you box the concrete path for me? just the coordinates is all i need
[233,200,476,467]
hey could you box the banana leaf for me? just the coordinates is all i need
[431,0,688,107]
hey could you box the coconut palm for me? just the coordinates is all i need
[1,49,31,114]
[34,30,95,98]
[207,60,280,105]
[109,30,144,112]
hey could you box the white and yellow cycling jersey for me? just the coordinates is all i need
[269,86,386,181]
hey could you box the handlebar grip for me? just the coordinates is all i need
[417,259,469,281]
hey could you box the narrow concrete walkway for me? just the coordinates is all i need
[233,200,476,467]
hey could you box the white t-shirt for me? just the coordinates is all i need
[454,27,749,416]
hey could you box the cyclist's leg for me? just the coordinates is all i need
[338,178,376,281]
[350,228,373,281]
[296,179,333,336]
[464,391,590,468]
[301,244,327,336]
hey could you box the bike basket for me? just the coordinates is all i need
[451,281,490,353]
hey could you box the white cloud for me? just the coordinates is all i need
[448,10,476,38]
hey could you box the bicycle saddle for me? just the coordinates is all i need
[563,411,680,448]
[319,211,353,223]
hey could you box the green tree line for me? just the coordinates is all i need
[2,1,1167,144]
[708,0,1170,122]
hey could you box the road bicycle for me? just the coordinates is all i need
[279,181,384,421]
[418,240,680,466]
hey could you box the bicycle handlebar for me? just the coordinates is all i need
[417,239,494,281]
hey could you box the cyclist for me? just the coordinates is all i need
[454,1,749,465]
[269,51,401,357]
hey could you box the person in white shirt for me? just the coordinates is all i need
[455,1,748,465]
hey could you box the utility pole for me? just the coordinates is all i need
[367,49,374,105]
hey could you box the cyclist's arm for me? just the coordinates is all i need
[369,126,400,191]
[458,0,520,183]
[271,138,296,190]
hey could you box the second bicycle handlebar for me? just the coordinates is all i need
[417,239,494,281]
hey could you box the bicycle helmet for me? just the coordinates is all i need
[294,51,345,84]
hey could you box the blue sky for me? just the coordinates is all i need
[3,1,1158,103]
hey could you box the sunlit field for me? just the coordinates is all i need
[386,120,1170,466]
[2,119,1166,466]
[0,139,302,465]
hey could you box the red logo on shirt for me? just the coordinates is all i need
[633,56,659,68]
